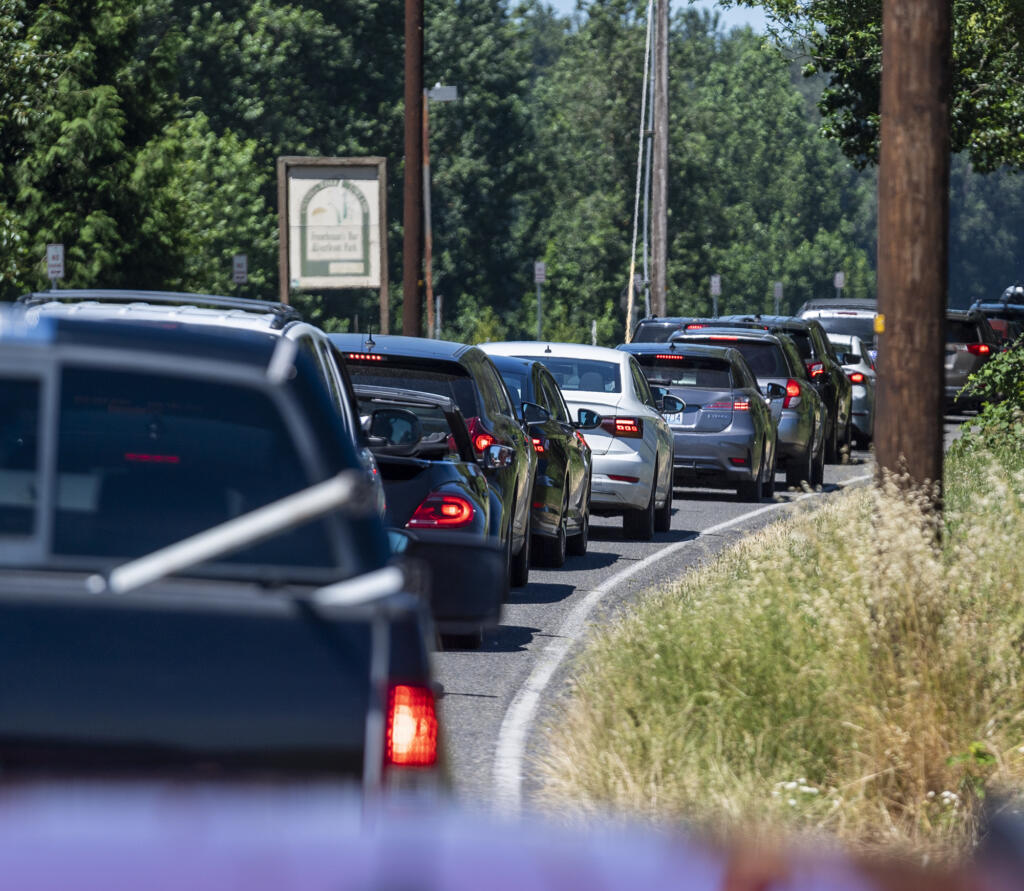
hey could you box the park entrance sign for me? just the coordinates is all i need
[276,156,390,329]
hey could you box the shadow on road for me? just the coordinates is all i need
[484,625,542,652]
[508,582,575,605]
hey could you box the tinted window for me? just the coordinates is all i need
[529,357,622,393]
[779,329,813,360]
[345,359,480,418]
[946,320,981,343]
[52,367,333,567]
[633,322,684,343]
[0,378,41,536]
[635,354,733,388]
[498,370,529,409]
[811,315,876,342]
[539,372,570,423]
[479,360,515,418]
[686,340,789,378]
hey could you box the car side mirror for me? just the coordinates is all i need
[765,382,786,399]
[369,408,422,446]
[660,394,685,414]
[574,408,602,430]
[520,401,550,424]
[481,443,514,470]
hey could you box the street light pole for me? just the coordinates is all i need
[403,0,424,336]
[423,84,458,342]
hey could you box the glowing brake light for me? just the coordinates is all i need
[531,436,546,453]
[466,417,498,455]
[600,417,643,438]
[708,335,739,341]
[385,684,438,768]
[966,343,991,356]
[346,352,383,362]
[783,379,802,409]
[847,371,865,384]
[732,400,750,411]
[685,323,708,329]
[406,493,475,528]
[806,360,825,378]
[655,354,686,360]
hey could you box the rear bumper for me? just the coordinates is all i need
[670,428,756,484]
[776,410,812,460]
[591,450,652,512]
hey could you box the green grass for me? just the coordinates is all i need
[537,443,1024,861]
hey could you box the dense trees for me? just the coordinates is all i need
[0,1,1015,337]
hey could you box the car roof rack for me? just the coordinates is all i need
[17,290,302,330]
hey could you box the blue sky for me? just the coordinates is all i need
[546,1,768,32]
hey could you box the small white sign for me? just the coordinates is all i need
[427,84,458,102]
[534,261,547,284]
[232,253,248,284]
[46,243,64,281]
[773,281,783,301]
[834,270,846,290]
[710,274,722,297]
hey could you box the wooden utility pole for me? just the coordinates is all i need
[650,0,668,318]
[875,0,951,494]
[402,0,424,336]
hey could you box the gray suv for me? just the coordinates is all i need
[946,309,1001,411]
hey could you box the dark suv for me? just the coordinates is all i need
[630,317,704,343]
[946,309,1001,411]
[331,334,537,588]
[970,289,1024,345]
[714,315,852,463]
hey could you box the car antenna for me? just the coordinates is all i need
[544,343,552,353]
[365,328,376,349]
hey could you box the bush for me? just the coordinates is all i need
[537,451,1024,862]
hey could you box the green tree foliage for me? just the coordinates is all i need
[739,0,1024,171]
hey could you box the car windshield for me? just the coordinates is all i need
[634,354,732,388]
[51,367,335,568]
[345,359,480,418]
[809,314,876,342]
[526,357,622,393]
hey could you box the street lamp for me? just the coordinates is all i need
[424,82,458,339]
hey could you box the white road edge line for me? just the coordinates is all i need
[491,472,873,814]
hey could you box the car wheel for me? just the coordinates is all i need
[825,413,840,463]
[535,490,568,568]
[567,481,590,557]
[785,436,814,488]
[623,468,656,540]
[737,448,764,502]
[763,446,777,499]
[440,629,483,650]
[811,433,826,487]
[510,511,531,588]
[654,468,673,533]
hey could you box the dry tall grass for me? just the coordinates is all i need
[537,449,1024,862]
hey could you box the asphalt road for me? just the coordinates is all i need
[433,449,877,814]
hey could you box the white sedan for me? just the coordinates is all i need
[482,342,675,540]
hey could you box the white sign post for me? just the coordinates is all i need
[773,281,783,315]
[232,253,248,285]
[834,270,846,298]
[710,274,722,317]
[46,244,64,289]
[534,262,547,340]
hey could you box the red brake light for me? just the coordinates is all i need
[704,402,734,410]
[346,352,383,362]
[600,417,643,438]
[466,417,498,455]
[655,354,686,360]
[708,335,739,341]
[685,323,708,329]
[783,379,802,409]
[124,453,180,464]
[385,684,438,768]
[806,360,825,378]
[406,493,475,528]
[531,436,546,453]
[574,430,588,448]
[732,400,750,411]
[847,371,865,384]
[966,343,991,356]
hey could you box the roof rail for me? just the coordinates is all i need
[16,290,302,330]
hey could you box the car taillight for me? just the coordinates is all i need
[732,400,750,411]
[704,402,734,411]
[783,379,802,409]
[600,417,643,438]
[685,323,708,329]
[574,430,588,448]
[806,360,825,378]
[966,343,991,356]
[406,493,475,528]
[466,416,497,454]
[385,684,438,768]
[531,436,546,453]
[847,371,865,384]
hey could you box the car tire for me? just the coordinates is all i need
[567,481,590,557]
[654,466,673,532]
[535,490,568,568]
[440,629,483,651]
[510,510,531,588]
[737,449,764,502]
[786,437,814,488]
[623,469,656,541]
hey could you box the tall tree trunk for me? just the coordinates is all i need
[650,0,669,318]
[402,0,424,336]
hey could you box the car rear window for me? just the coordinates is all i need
[0,378,41,536]
[777,329,813,360]
[684,340,789,378]
[527,357,622,393]
[634,354,732,388]
[808,314,876,342]
[946,320,981,343]
[345,358,480,418]
[51,367,334,567]
[632,322,684,343]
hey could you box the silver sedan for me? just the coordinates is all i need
[827,334,875,448]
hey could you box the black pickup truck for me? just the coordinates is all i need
[0,309,453,792]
